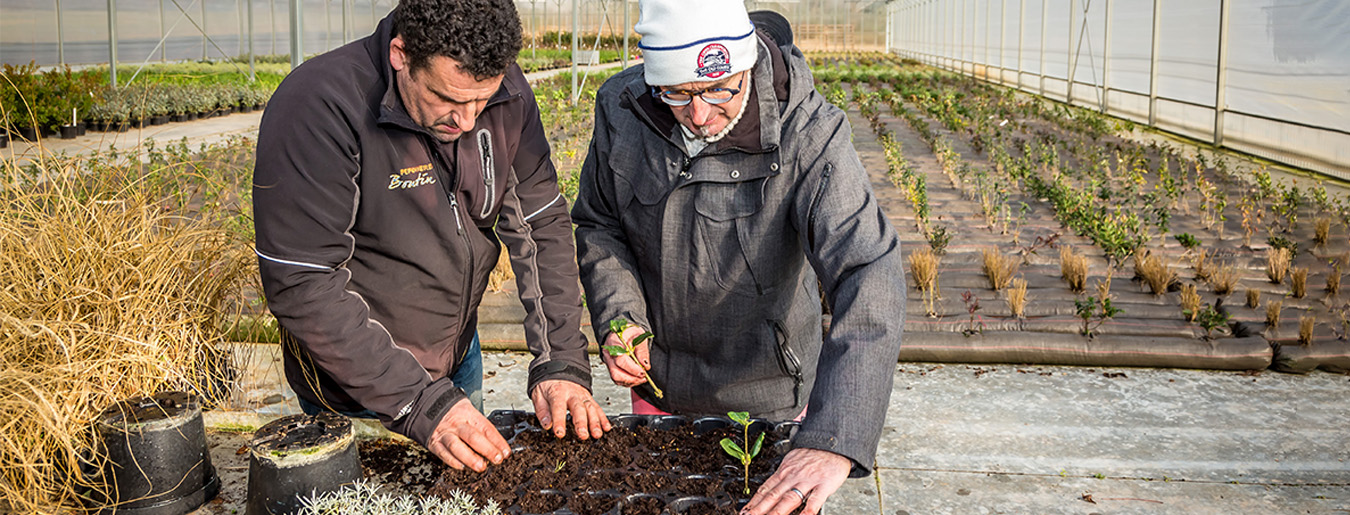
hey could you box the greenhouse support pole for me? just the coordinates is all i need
[248,0,256,81]
[108,0,119,87]
[1039,0,1047,96]
[371,0,377,29]
[324,0,332,51]
[570,0,578,104]
[240,0,247,55]
[984,0,990,75]
[160,0,167,60]
[1067,0,1076,104]
[1213,0,1229,146]
[1147,0,1160,125]
[290,0,304,69]
[271,0,277,54]
[342,0,349,42]
[202,0,208,60]
[1101,0,1112,113]
[999,0,1007,84]
[622,0,629,69]
[57,0,66,66]
[1017,0,1025,88]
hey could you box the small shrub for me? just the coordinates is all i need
[1060,246,1088,293]
[926,225,952,255]
[1299,316,1315,345]
[981,247,1020,291]
[1207,264,1240,295]
[1179,283,1201,322]
[1266,300,1283,329]
[1267,235,1299,257]
[1006,278,1028,318]
[1266,247,1291,284]
[1194,303,1230,340]
[1291,266,1308,298]
[1245,288,1261,309]
[1174,233,1201,250]
[1137,252,1177,295]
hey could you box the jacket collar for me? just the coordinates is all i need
[366,14,519,136]
[625,30,791,156]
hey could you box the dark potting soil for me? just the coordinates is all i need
[360,413,798,514]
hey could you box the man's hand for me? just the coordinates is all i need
[740,448,851,515]
[600,324,651,387]
[531,379,613,440]
[425,398,511,473]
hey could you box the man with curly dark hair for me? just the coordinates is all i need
[253,0,610,473]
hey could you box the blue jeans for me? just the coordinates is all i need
[299,331,485,417]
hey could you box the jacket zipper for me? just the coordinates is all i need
[806,163,834,248]
[422,136,475,361]
[770,319,803,407]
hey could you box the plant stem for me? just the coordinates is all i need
[631,354,664,398]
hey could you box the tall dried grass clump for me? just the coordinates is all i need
[1266,300,1283,329]
[1137,252,1176,295]
[1290,266,1308,298]
[1207,264,1240,296]
[487,245,516,292]
[1266,247,1291,284]
[981,247,1020,290]
[1059,246,1088,293]
[1327,264,1341,296]
[1314,217,1331,248]
[1299,316,1315,345]
[1005,277,1028,318]
[1190,250,1212,281]
[1245,288,1261,309]
[1179,283,1202,322]
[908,248,941,317]
[0,142,255,511]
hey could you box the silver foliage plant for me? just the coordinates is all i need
[300,480,502,515]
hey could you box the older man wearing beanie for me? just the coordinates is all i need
[572,1,906,514]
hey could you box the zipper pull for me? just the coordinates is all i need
[447,192,464,233]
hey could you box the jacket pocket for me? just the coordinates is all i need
[770,319,803,408]
[693,180,766,296]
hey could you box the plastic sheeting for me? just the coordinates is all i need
[890,0,1350,179]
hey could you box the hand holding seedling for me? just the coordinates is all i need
[719,411,764,495]
[600,318,663,398]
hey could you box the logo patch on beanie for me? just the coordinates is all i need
[695,44,732,79]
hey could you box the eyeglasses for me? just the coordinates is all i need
[652,73,745,106]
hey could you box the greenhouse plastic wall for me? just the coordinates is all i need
[888,0,1350,180]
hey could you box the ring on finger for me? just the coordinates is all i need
[788,487,807,503]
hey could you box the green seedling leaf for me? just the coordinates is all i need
[601,345,629,356]
[728,411,750,426]
[609,318,628,336]
[720,438,747,461]
[748,431,764,459]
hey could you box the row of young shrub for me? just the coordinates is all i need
[83,82,272,127]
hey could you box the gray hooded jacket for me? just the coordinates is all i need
[572,31,906,475]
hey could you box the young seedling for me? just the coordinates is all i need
[719,411,765,495]
[605,318,664,398]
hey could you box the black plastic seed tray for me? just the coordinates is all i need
[477,410,802,515]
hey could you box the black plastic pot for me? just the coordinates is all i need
[152,115,170,125]
[87,391,219,515]
[60,124,79,139]
[246,412,361,515]
[0,132,8,149]
[16,126,38,142]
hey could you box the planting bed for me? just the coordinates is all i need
[808,57,1350,374]
[360,411,802,515]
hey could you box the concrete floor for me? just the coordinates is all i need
[205,344,1350,514]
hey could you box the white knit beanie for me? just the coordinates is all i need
[634,0,758,86]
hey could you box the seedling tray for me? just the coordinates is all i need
[360,410,802,515]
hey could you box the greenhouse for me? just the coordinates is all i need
[1,1,1347,514]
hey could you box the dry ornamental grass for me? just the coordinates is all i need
[981,247,1020,291]
[1137,252,1177,295]
[1179,283,1201,322]
[1005,277,1029,318]
[1291,266,1309,299]
[1266,300,1284,330]
[1266,247,1291,284]
[1059,246,1088,293]
[1207,264,1240,296]
[1246,288,1261,309]
[1327,264,1341,296]
[0,141,255,511]
[1299,316,1315,345]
